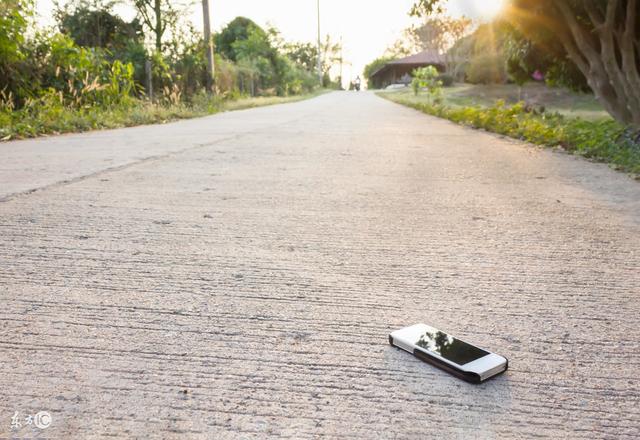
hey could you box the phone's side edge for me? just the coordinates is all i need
[412,349,482,384]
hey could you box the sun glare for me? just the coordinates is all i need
[480,0,505,20]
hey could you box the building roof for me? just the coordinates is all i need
[370,50,446,79]
[388,50,445,66]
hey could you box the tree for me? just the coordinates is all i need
[56,1,142,50]
[54,1,147,88]
[411,0,640,127]
[440,17,472,81]
[385,32,415,58]
[283,42,318,73]
[385,16,471,81]
[502,26,589,94]
[464,23,508,84]
[215,17,266,62]
[0,0,35,105]
[0,0,30,63]
[319,34,341,77]
[214,17,317,96]
[133,0,181,52]
[286,35,341,80]
[410,16,472,80]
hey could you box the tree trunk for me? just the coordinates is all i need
[553,0,640,128]
[154,0,162,52]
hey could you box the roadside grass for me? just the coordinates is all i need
[385,83,609,121]
[379,87,640,177]
[0,90,326,141]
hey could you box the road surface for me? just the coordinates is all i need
[1,92,639,439]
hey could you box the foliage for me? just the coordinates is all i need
[133,0,185,52]
[160,27,209,98]
[436,73,454,87]
[319,35,342,77]
[55,1,149,90]
[410,16,472,80]
[42,34,137,106]
[382,16,470,82]
[1,3,326,139]
[461,23,509,84]
[1,20,137,109]
[216,17,320,96]
[280,33,340,82]
[502,23,588,91]
[410,0,640,128]
[56,1,142,50]
[283,42,317,72]
[215,17,265,62]
[411,66,442,103]
[363,56,396,89]
[0,0,30,62]
[502,0,639,125]
[0,0,34,104]
[380,93,640,175]
[384,34,414,58]
[0,89,324,140]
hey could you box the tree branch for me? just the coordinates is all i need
[554,22,590,75]
[134,1,153,30]
[584,0,604,28]
[555,1,601,63]
[599,0,638,116]
[137,8,153,30]
[552,1,632,124]
[604,0,618,28]
[619,0,640,124]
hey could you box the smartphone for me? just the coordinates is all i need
[389,323,508,383]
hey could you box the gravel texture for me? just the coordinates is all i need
[1,92,639,439]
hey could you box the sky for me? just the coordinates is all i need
[33,0,503,80]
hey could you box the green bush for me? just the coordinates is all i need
[411,66,443,104]
[1,0,37,105]
[437,74,455,87]
[1,6,324,140]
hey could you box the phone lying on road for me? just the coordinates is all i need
[389,323,508,383]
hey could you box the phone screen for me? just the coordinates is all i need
[414,327,489,365]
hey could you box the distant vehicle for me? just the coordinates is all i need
[354,76,361,91]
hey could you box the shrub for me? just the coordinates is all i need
[411,66,443,103]
[437,74,454,87]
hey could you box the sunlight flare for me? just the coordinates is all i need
[479,0,505,20]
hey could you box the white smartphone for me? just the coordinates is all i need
[389,323,508,383]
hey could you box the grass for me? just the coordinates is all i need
[379,85,640,177]
[383,82,609,121]
[0,90,326,141]
[222,94,320,111]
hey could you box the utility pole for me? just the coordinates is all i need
[202,0,215,92]
[316,0,322,86]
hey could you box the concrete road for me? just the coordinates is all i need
[1,92,639,439]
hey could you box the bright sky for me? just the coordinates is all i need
[33,0,502,80]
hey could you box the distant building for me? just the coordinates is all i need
[369,50,446,89]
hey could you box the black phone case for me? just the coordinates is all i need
[389,334,506,384]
